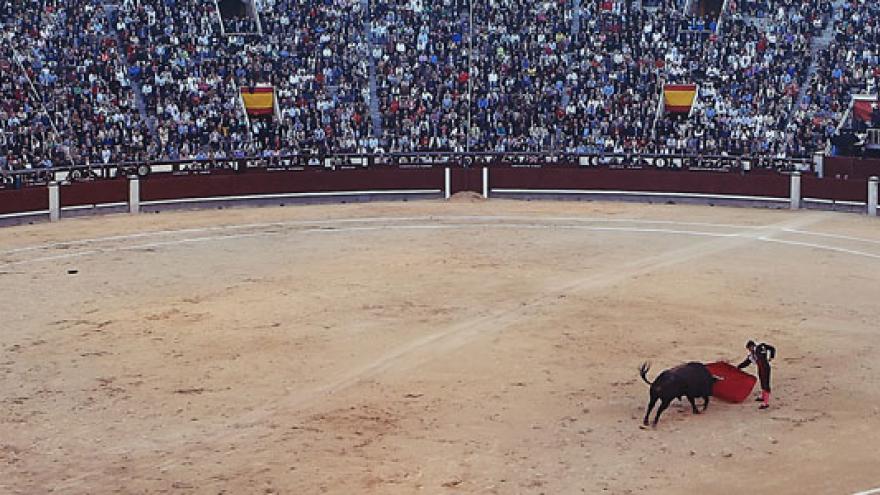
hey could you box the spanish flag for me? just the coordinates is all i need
[240,85,274,116]
[663,84,698,114]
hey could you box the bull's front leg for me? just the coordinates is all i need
[687,396,700,414]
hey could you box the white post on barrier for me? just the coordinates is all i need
[128,175,140,214]
[444,167,451,200]
[482,167,489,199]
[48,181,60,222]
[789,171,801,210]
[868,176,878,217]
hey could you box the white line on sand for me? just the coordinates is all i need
[0,224,755,268]
[304,223,741,238]
[5,216,880,268]
[1,214,765,255]
[758,237,880,260]
[5,212,855,258]
[851,488,880,495]
[783,228,880,246]
[0,216,437,255]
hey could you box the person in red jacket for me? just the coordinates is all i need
[738,340,776,409]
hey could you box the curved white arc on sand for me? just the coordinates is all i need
[5,212,869,256]
[6,216,880,268]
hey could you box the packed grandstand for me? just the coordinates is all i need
[0,0,878,170]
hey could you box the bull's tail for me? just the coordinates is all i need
[639,362,653,386]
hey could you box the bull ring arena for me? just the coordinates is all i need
[1,153,880,494]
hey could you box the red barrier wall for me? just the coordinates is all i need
[0,167,874,219]
[802,176,867,203]
[60,180,128,208]
[141,168,445,202]
[490,168,790,198]
[0,187,47,215]
[824,157,880,181]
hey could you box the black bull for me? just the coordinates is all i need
[639,362,716,427]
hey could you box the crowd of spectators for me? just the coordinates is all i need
[468,0,667,153]
[2,0,148,169]
[117,0,254,161]
[371,0,471,152]
[256,0,372,153]
[1,0,878,170]
[0,44,59,170]
[656,0,826,157]
[791,0,880,153]
[118,0,373,159]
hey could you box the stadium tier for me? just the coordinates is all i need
[1,0,878,169]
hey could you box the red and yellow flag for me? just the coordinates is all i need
[663,84,698,114]
[240,86,274,116]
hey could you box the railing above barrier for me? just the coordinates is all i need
[0,152,814,190]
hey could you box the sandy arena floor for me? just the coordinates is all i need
[1,199,879,494]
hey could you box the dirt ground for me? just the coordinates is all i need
[1,200,879,494]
